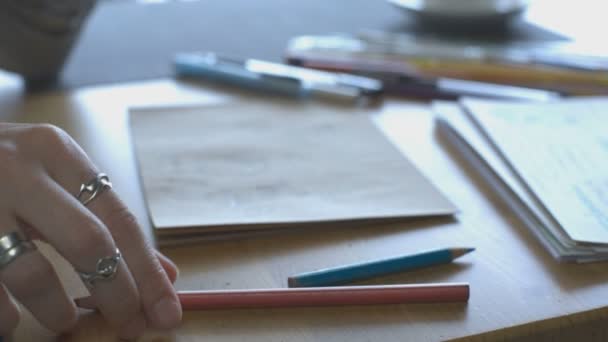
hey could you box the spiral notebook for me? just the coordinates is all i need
[129,100,456,246]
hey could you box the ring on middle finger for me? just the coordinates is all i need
[76,173,112,206]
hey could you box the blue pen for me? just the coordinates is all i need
[174,53,380,103]
[175,53,305,97]
[288,248,474,288]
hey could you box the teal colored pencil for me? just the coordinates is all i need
[288,248,474,288]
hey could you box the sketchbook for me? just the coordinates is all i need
[129,100,456,245]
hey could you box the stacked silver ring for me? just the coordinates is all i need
[76,173,112,206]
[0,232,35,270]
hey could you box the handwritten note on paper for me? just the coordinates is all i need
[463,98,608,244]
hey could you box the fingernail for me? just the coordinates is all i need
[157,252,180,283]
[165,255,178,271]
[171,266,180,284]
[152,296,182,329]
[119,314,146,340]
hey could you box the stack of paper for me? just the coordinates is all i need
[434,98,608,262]
[130,100,456,246]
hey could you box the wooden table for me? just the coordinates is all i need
[2,72,608,341]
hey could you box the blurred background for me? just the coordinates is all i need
[57,0,606,93]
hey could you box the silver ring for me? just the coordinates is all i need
[0,232,36,270]
[77,173,112,206]
[77,248,121,287]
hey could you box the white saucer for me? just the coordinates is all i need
[388,0,530,28]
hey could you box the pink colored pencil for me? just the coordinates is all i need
[178,283,469,310]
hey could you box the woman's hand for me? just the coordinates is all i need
[0,123,182,339]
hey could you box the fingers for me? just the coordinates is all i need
[75,250,179,310]
[11,176,143,339]
[4,124,181,338]
[0,247,78,333]
[69,205,181,331]
[0,219,77,334]
[23,125,181,330]
[3,125,146,338]
[85,195,182,330]
[0,284,20,335]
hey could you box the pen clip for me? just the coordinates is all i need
[247,58,382,97]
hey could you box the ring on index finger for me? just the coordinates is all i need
[77,173,112,206]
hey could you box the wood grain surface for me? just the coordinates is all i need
[2,74,608,341]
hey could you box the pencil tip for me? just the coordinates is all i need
[451,248,475,259]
